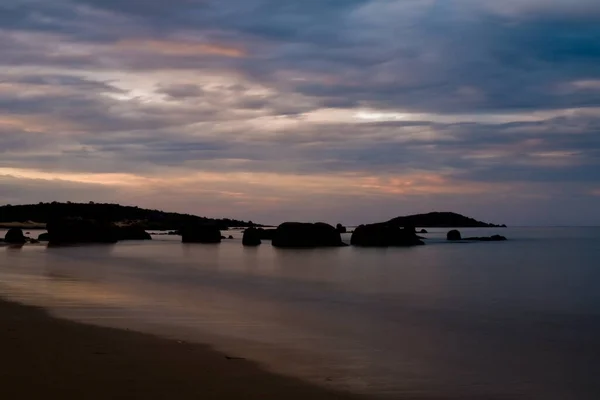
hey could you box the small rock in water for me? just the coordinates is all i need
[180,224,222,243]
[447,230,462,241]
[4,228,27,244]
[242,227,262,246]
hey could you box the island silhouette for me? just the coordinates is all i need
[1,202,507,247]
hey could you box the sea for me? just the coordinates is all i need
[1,227,600,399]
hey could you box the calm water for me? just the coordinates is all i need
[1,227,600,399]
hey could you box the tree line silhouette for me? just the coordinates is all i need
[0,202,257,230]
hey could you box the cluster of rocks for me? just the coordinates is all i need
[350,224,424,247]
[43,220,152,245]
[1,220,154,246]
[238,222,425,248]
[3,221,507,248]
[446,229,507,242]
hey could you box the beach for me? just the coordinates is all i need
[0,298,361,400]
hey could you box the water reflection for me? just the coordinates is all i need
[1,228,600,399]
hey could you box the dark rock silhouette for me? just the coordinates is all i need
[272,222,346,248]
[446,230,507,242]
[0,202,258,230]
[447,230,462,241]
[351,223,425,247]
[221,235,227,239]
[180,225,222,244]
[47,219,119,245]
[117,226,152,241]
[419,229,428,234]
[464,235,507,242]
[4,228,26,244]
[336,223,347,234]
[242,227,262,246]
[228,235,234,239]
[387,212,504,228]
[38,233,50,241]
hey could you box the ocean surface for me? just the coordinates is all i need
[1,227,600,399]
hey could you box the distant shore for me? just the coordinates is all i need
[0,298,363,400]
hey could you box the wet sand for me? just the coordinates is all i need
[0,298,364,400]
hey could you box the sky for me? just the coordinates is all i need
[1,0,599,226]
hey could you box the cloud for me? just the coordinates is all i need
[0,0,599,224]
[114,39,247,58]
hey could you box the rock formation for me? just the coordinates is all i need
[351,223,425,247]
[242,227,262,246]
[272,222,346,248]
[447,230,462,241]
[4,228,26,244]
[180,225,222,243]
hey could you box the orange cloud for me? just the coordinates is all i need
[0,115,82,133]
[356,172,502,195]
[115,39,246,58]
[0,167,507,200]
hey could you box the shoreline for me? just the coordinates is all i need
[0,297,365,400]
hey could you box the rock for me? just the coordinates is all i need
[221,235,227,239]
[4,228,27,244]
[336,223,347,234]
[419,229,428,234]
[242,227,262,246]
[47,219,119,245]
[38,233,50,241]
[228,235,234,239]
[180,225,222,243]
[463,235,508,242]
[447,230,462,241]
[351,223,425,247]
[117,226,152,241]
[272,222,346,248]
